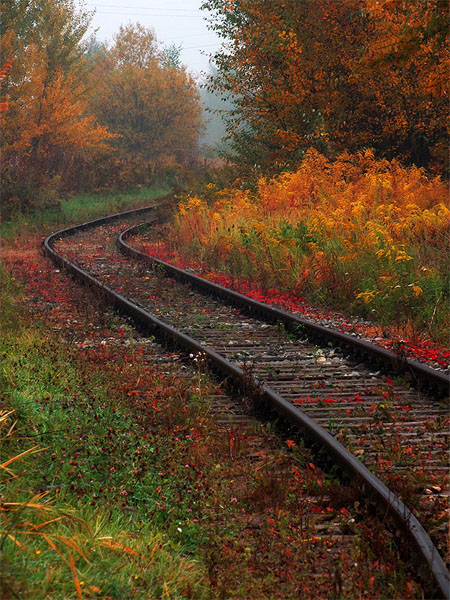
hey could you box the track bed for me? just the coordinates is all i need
[47,207,449,596]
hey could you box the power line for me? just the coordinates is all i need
[86,2,202,12]
[165,32,218,41]
[95,10,204,17]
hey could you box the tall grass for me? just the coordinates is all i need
[0,267,207,599]
[169,150,449,341]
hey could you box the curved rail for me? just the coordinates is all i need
[43,206,449,599]
[119,221,450,397]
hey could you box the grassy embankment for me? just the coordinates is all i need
[168,150,449,343]
[0,186,209,598]
[1,267,426,600]
[0,184,169,240]
[0,276,211,599]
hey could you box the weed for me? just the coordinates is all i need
[168,151,449,342]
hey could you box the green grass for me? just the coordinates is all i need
[0,184,170,239]
[0,268,208,599]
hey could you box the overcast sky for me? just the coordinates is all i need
[81,1,222,78]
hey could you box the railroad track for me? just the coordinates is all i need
[43,203,449,598]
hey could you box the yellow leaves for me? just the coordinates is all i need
[350,201,365,218]
[98,538,140,556]
[172,151,446,322]
[186,196,208,210]
[38,70,115,152]
[2,56,113,158]
[178,196,208,217]
[375,245,412,263]
[356,291,380,304]
[362,148,375,160]
[394,250,413,262]
[215,151,446,250]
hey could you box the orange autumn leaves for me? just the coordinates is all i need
[172,150,449,340]
[203,0,448,174]
[0,1,112,211]
[1,4,203,213]
[0,2,106,155]
[2,66,111,156]
[0,57,13,112]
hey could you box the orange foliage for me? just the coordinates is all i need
[88,24,203,185]
[171,150,449,339]
[0,57,13,112]
[0,57,13,82]
[203,0,449,174]
[0,1,113,211]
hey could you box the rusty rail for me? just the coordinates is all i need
[43,205,449,598]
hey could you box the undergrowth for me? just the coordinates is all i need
[169,150,449,342]
[0,210,431,598]
[0,268,208,599]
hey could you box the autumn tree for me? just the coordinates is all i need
[0,0,112,214]
[361,0,449,172]
[202,0,448,175]
[202,1,368,171]
[88,24,203,186]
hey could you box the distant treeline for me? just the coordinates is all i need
[0,1,204,215]
[1,0,448,217]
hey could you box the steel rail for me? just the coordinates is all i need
[43,206,449,599]
[119,221,450,397]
